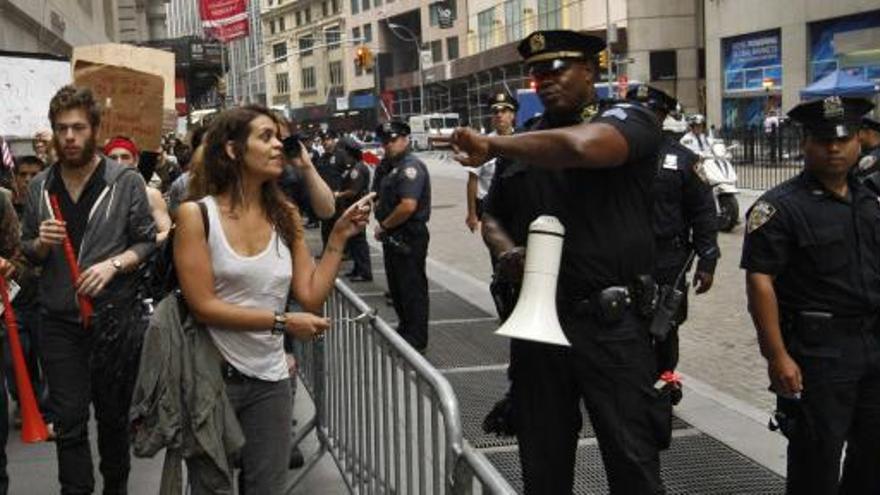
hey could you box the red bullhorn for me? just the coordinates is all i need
[0,276,49,443]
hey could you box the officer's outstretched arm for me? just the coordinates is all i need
[449,123,630,170]
[746,272,803,396]
[481,214,515,259]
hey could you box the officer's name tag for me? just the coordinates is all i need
[663,154,678,170]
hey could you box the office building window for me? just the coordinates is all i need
[329,61,343,87]
[375,0,382,6]
[326,26,341,49]
[276,73,289,94]
[302,67,316,90]
[430,1,457,26]
[361,0,370,11]
[332,0,339,13]
[352,26,361,43]
[295,11,302,26]
[537,0,561,30]
[299,36,314,56]
[364,23,372,42]
[431,40,442,63]
[322,1,328,17]
[504,0,523,43]
[305,8,311,23]
[269,19,276,35]
[650,50,677,81]
[447,36,459,60]
[279,16,285,31]
[273,42,287,62]
[350,0,358,14]
[478,8,494,51]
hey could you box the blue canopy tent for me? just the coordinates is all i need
[800,69,878,99]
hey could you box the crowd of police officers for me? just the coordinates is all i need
[304,26,880,494]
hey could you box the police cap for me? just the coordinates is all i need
[626,85,678,114]
[488,91,519,112]
[376,121,411,142]
[787,96,874,139]
[517,30,606,72]
[338,135,363,161]
[863,116,880,133]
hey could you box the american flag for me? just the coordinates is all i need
[0,136,14,170]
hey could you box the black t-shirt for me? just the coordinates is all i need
[375,152,431,227]
[741,172,880,316]
[48,160,107,256]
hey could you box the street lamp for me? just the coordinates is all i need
[387,22,426,115]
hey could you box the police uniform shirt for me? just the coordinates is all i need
[486,103,662,295]
[553,103,663,295]
[375,153,431,225]
[316,148,347,191]
[340,161,370,208]
[653,137,719,271]
[483,121,548,247]
[741,172,880,316]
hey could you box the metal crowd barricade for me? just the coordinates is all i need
[287,279,515,494]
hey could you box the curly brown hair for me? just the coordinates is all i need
[193,105,302,246]
[48,85,101,129]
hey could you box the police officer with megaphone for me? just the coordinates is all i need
[446,30,668,494]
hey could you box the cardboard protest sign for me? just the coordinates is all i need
[73,61,164,152]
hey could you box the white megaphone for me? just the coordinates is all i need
[495,215,571,347]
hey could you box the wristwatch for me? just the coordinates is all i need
[272,312,286,335]
[111,258,123,271]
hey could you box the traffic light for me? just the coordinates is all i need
[354,45,374,70]
[599,49,609,70]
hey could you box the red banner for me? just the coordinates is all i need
[199,0,250,43]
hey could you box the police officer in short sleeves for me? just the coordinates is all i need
[742,96,880,494]
[374,121,432,352]
[448,30,666,494]
[627,85,719,389]
[337,137,373,282]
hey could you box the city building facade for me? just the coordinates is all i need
[705,0,880,128]
[0,0,120,56]
[167,0,267,105]
[260,0,348,126]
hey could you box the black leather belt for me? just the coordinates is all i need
[220,361,251,381]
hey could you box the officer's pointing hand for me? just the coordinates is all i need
[768,352,803,397]
[446,128,492,168]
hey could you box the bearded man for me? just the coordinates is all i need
[19,85,156,494]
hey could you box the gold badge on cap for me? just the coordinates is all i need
[529,33,546,53]
[823,96,844,119]
[496,93,505,102]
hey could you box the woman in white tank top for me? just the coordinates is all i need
[173,105,370,493]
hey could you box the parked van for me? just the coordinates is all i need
[408,113,460,150]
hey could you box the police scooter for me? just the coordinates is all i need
[698,137,740,232]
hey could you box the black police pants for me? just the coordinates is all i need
[783,321,880,495]
[382,225,429,351]
[511,312,669,494]
[41,315,131,495]
[347,230,372,279]
[653,256,690,374]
